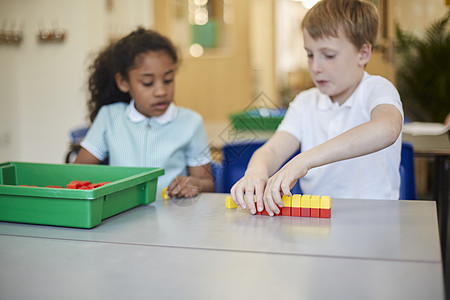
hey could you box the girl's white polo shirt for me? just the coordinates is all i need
[81,101,211,191]
[277,72,404,200]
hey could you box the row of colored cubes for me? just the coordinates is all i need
[279,194,331,218]
[225,194,331,218]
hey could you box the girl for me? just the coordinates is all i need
[75,27,214,198]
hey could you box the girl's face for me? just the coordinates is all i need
[116,50,176,117]
[303,29,371,105]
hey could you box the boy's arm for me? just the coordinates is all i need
[231,131,301,214]
[263,104,403,215]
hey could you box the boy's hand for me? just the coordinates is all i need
[167,176,200,198]
[263,158,308,216]
[230,171,268,215]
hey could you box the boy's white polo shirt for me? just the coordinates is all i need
[277,72,404,200]
[81,100,211,191]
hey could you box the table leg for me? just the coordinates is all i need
[437,156,450,292]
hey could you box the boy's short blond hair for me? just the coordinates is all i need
[301,0,379,50]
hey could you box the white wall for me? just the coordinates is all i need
[0,0,153,163]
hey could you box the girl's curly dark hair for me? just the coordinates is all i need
[87,27,178,122]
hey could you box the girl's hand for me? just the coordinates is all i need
[263,158,309,216]
[230,170,268,215]
[167,176,200,198]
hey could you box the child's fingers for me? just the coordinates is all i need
[166,177,179,194]
[244,186,257,215]
[263,194,278,216]
[231,182,248,210]
[264,178,284,216]
[167,176,187,196]
[254,185,265,213]
[230,185,242,207]
[281,180,292,199]
[178,184,199,198]
[169,176,200,198]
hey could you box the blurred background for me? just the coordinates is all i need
[0,0,448,164]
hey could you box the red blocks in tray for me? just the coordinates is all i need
[66,180,110,190]
[21,181,110,190]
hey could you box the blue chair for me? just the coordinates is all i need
[65,126,90,163]
[399,142,417,200]
[65,126,108,164]
[219,140,417,200]
[210,161,224,193]
[219,140,302,194]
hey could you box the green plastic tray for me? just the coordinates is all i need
[229,109,285,131]
[0,162,164,228]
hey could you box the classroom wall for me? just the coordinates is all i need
[153,0,255,122]
[0,0,447,164]
[367,0,448,84]
[0,0,153,164]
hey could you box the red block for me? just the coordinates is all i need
[67,181,81,189]
[319,208,331,218]
[301,208,310,217]
[281,206,291,216]
[78,180,90,187]
[79,186,94,190]
[311,208,320,218]
[258,206,282,216]
[291,207,301,217]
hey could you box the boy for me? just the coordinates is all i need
[231,0,403,216]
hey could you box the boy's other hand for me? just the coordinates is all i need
[264,158,308,216]
[230,172,268,215]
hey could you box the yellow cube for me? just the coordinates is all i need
[225,196,237,209]
[282,195,292,207]
[291,194,301,208]
[300,195,311,208]
[320,195,331,209]
[311,195,320,209]
[161,187,169,200]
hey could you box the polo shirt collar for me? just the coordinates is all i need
[317,72,368,110]
[126,100,177,124]
[317,94,354,110]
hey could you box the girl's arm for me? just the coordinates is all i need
[263,104,403,216]
[230,131,301,215]
[166,163,215,198]
[73,147,101,164]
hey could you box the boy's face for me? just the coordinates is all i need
[303,29,371,105]
[115,50,175,117]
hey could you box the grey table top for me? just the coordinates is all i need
[0,234,444,300]
[0,193,445,299]
[0,193,442,262]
